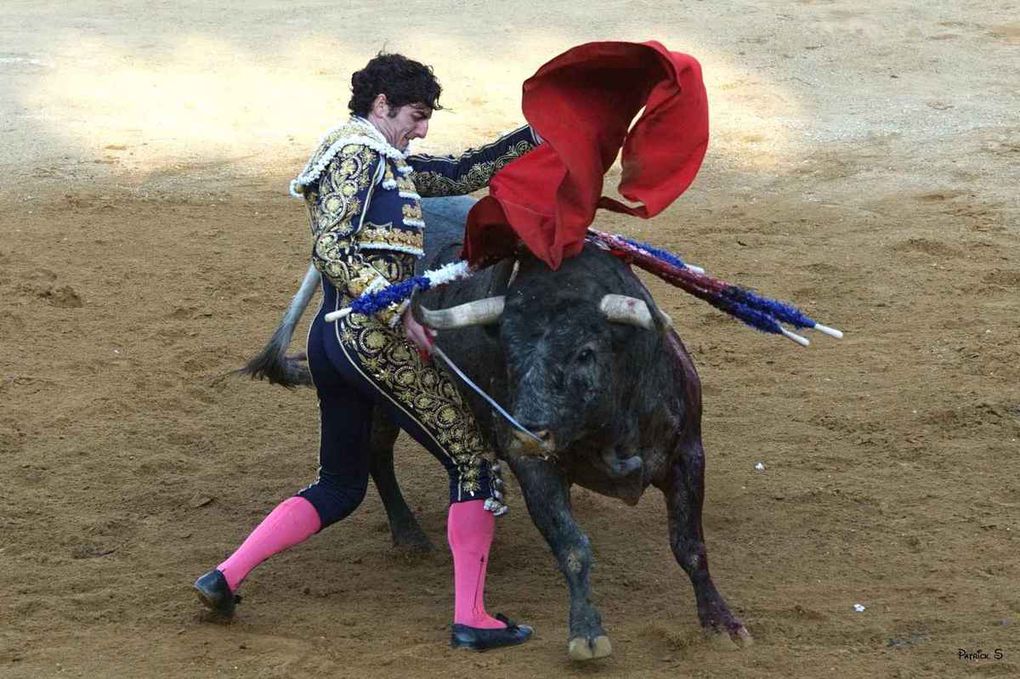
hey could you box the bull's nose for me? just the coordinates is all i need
[513,428,555,451]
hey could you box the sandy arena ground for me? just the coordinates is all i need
[1,1,1018,677]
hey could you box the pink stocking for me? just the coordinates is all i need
[447,499,507,629]
[217,496,322,592]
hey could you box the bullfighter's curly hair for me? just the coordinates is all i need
[348,52,443,117]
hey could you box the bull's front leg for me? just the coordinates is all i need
[663,435,752,647]
[509,456,612,661]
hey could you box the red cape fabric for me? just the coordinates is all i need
[463,41,709,270]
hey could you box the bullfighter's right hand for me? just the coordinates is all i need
[403,308,436,360]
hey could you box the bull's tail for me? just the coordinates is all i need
[240,264,320,388]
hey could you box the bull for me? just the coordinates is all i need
[245,196,752,660]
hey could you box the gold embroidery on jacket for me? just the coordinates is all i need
[346,265,385,298]
[359,224,424,253]
[311,145,374,234]
[363,251,417,283]
[410,140,534,197]
[396,174,417,194]
[308,143,378,287]
[341,310,490,496]
[402,201,424,222]
[313,233,357,283]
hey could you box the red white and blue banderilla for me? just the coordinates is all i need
[585,231,843,346]
[324,235,843,347]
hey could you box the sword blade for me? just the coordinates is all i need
[431,345,545,445]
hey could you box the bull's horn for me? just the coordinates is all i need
[419,296,505,329]
[599,294,655,330]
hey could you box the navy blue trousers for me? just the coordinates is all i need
[298,279,499,528]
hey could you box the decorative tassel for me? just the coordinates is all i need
[324,261,474,323]
[325,230,840,348]
[612,234,705,275]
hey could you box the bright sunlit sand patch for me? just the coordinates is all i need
[23,32,801,177]
[23,35,364,172]
[698,56,804,171]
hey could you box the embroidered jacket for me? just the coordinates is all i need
[291,117,538,323]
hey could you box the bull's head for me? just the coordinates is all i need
[420,269,670,457]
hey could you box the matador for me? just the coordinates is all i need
[194,52,540,651]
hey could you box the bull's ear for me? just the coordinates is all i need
[487,258,519,296]
[609,319,639,346]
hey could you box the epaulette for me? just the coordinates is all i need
[290,117,407,198]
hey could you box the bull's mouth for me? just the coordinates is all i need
[509,428,558,459]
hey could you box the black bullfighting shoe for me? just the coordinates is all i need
[193,569,240,618]
[450,613,534,651]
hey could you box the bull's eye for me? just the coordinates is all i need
[576,347,595,364]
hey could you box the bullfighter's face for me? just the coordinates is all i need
[370,95,432,151]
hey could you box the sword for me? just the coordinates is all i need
[325,305,545,447]
[430,344,545,446]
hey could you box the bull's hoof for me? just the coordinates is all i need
[390,521,434,553]
[392,534,434,554]
[568,635,612,661]
[706,624,753,650]
[394,541,433,555]
[391,543,433,564]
